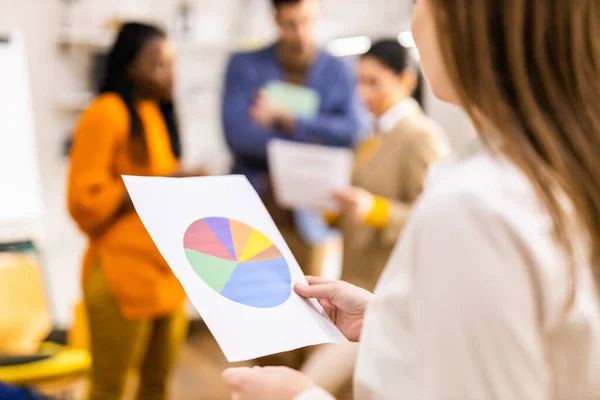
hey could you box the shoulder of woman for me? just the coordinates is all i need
[390,116,450,159]
[416,151,531,225]
[406,113,447,140]
[82,92,130,130]
[406,181,521,260]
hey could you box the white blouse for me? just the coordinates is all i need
[298,138,600,400]
[375,98,421,133]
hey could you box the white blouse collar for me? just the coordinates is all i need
[376,98,421,132]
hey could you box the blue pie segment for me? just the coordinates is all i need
[220,257,292,308]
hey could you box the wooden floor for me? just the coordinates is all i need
[41,327,251,400]
[170,328,253,400]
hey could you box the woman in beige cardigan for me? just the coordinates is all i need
[299,39,449,399]
[335,39,449,292]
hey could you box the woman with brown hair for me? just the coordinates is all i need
[223,0,600,399]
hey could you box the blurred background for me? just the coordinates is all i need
[0,0,475,398]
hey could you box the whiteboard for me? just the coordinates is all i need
[0,33,43,222]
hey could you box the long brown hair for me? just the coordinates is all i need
[429,1,600,292]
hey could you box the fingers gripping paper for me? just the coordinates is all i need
[123,175,346,362]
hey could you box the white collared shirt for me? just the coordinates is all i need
[297,137,600,400]
[375,98,420,133]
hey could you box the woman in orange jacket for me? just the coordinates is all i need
[67,23,194,400]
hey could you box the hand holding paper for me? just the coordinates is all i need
[251,81,322,133]
[334,187,375,222]
[295,276,373,343]
[262,81,320,119]
[251,91,291,130]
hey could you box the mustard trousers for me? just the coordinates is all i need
[83,265,188,400]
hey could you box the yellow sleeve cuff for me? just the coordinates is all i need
[323,211,340,225]
[364,196,390,229]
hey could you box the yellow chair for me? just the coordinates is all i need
[0,241,90,394]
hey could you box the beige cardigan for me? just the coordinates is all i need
[340,109,449,291]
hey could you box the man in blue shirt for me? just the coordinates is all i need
[222,0,363,280]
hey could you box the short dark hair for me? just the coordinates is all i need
[362,39,411,75]
[271,0,303,9]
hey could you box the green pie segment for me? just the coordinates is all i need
[184,249,237,292]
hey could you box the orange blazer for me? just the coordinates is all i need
[68,93,185,320]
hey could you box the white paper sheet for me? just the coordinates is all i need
[268,140,354,211]
[123,175,347,362]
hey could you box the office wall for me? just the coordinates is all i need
[0,0,473,327]
[0,0,81,327]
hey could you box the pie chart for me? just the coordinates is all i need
[183,217,292,308]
